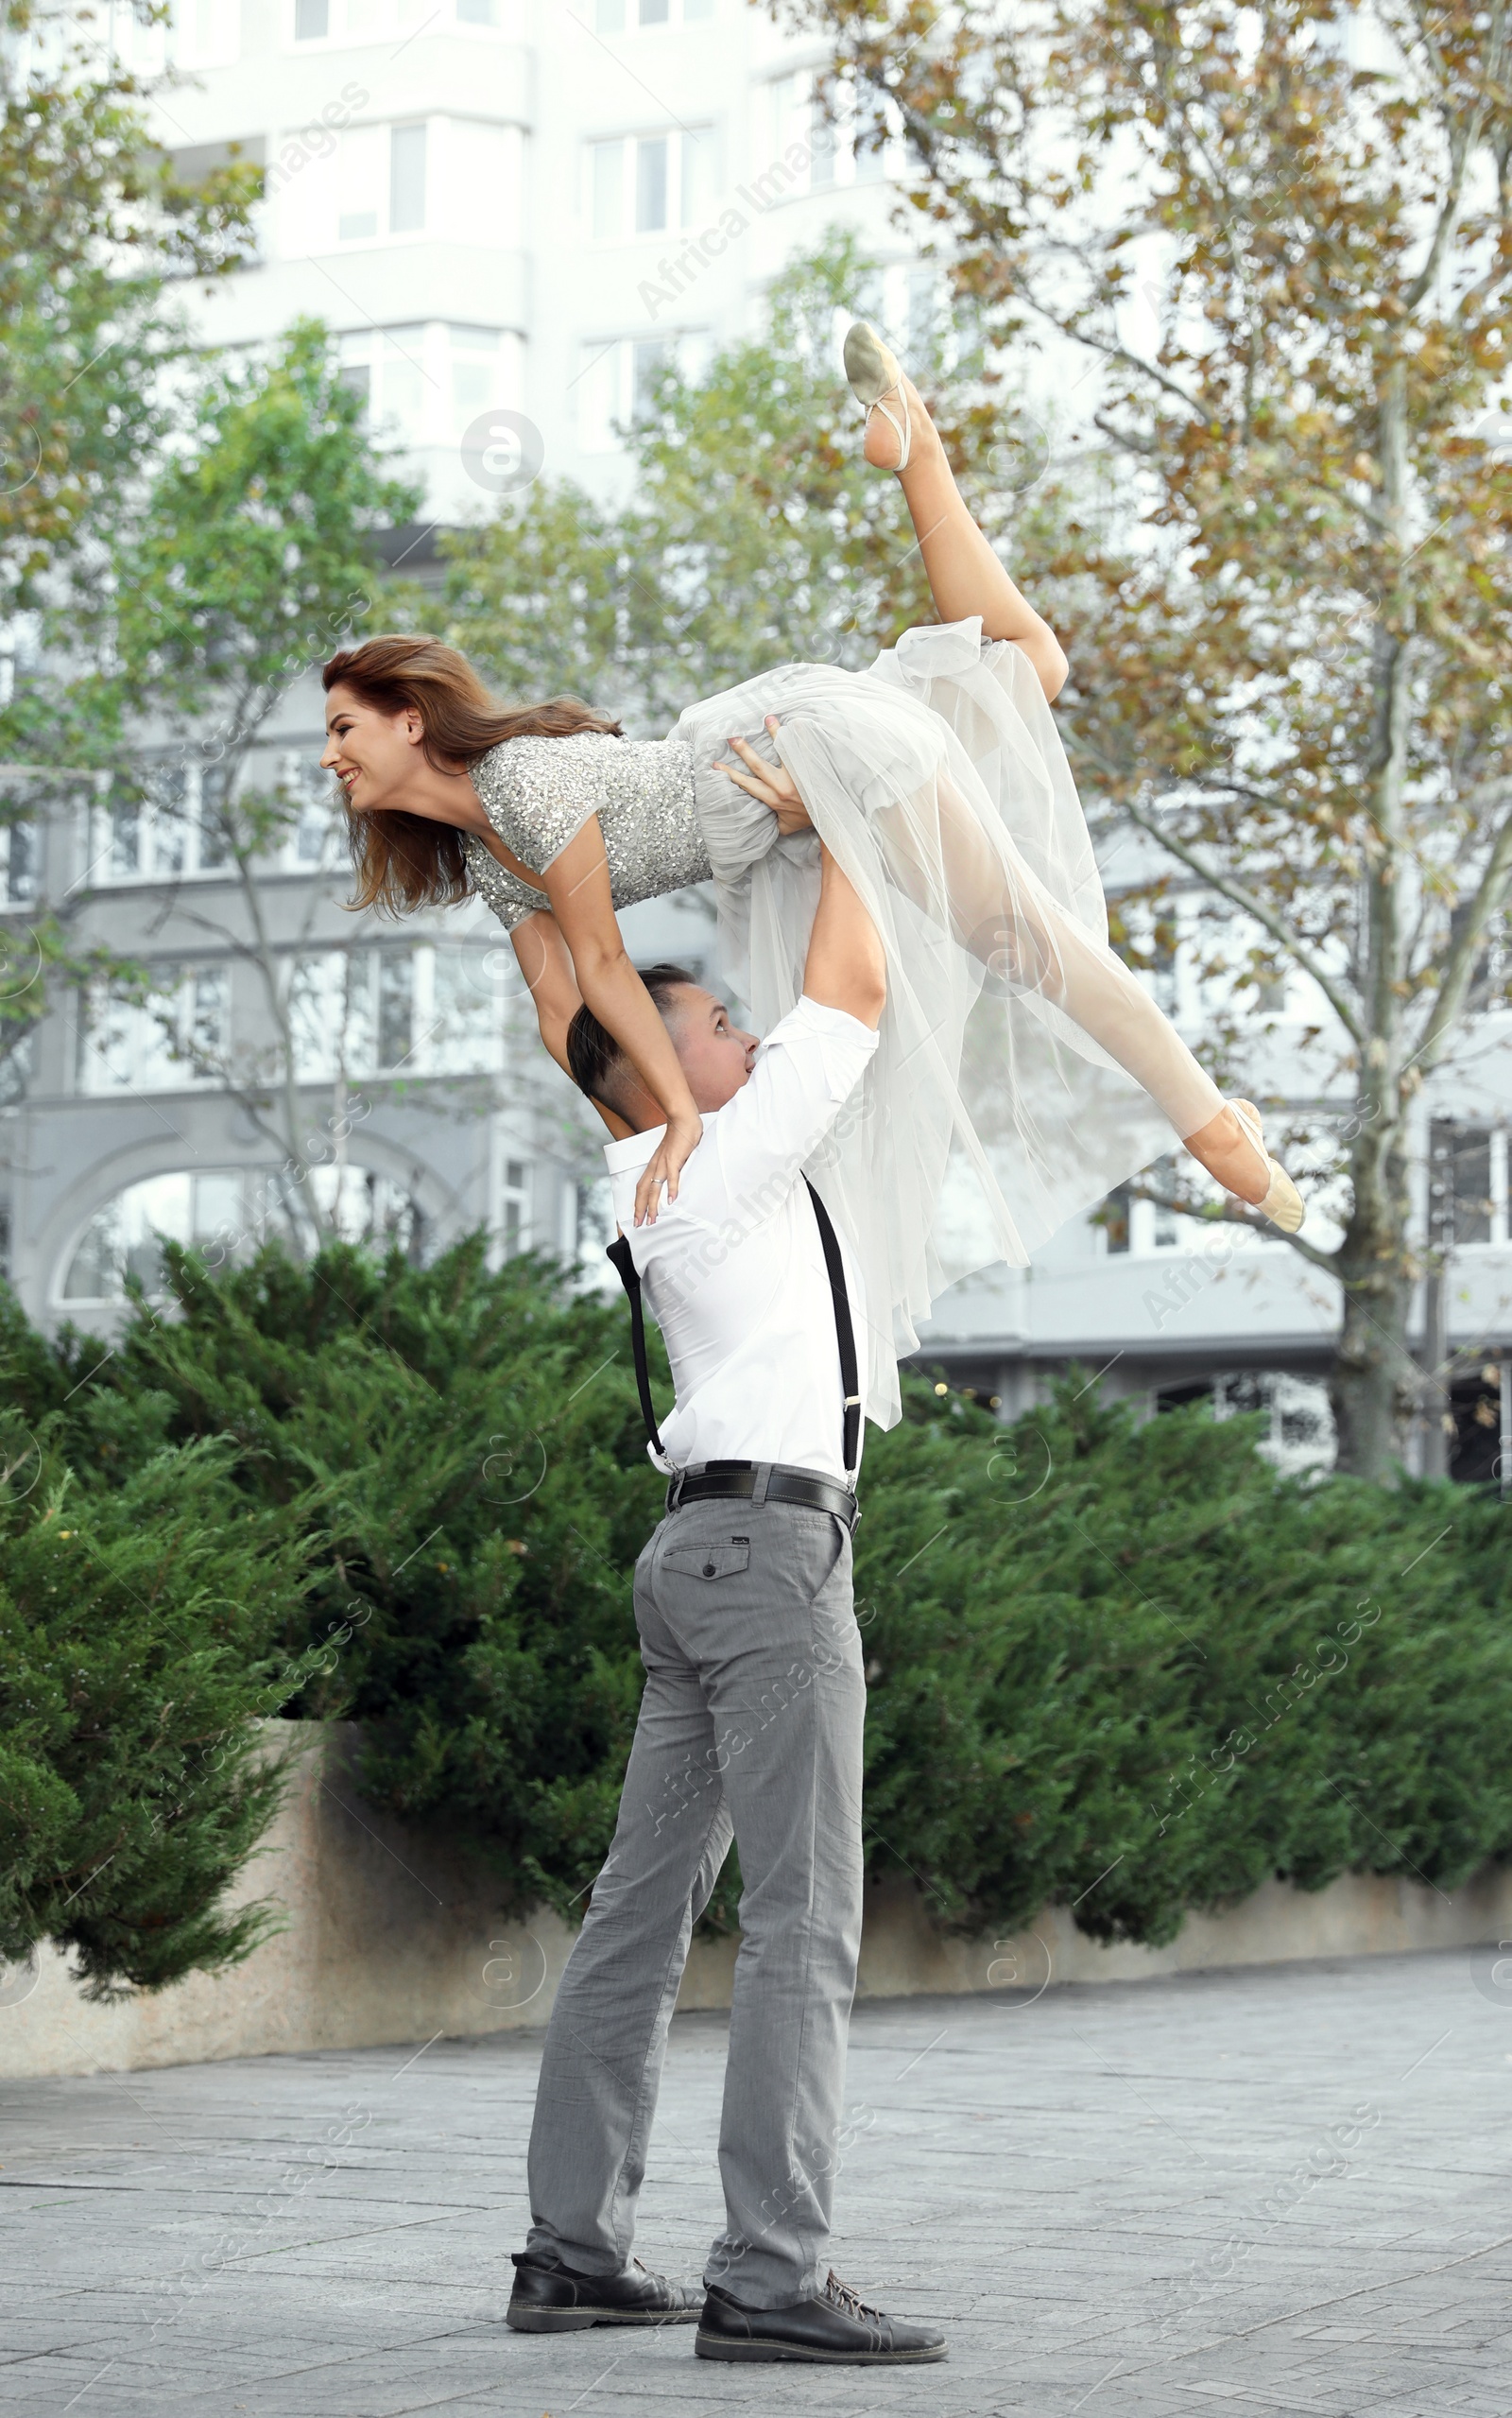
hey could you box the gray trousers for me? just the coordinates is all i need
[524,1492,866,2307]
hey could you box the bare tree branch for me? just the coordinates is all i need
[1119,799,1366,1046]
[1128,1179,1342,1272]
[1412,801,1512,1073]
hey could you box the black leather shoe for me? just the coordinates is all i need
[506,2250,702,2332]
[696,2269,948,2363]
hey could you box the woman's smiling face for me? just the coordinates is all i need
[320,682,425,813]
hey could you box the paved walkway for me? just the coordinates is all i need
[2,1947,1508,2417]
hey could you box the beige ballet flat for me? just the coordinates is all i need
[842,320,912,472]
[1231,1101,1306,1234]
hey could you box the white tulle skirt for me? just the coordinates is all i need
[671,618,1225,1431]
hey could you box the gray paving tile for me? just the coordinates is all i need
[4,1947,1512,2415]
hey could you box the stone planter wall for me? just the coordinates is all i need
[5,1721,1508,2079]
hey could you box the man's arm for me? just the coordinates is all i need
[802,845,886,1029]
[700,843,885,1231]
[716,726,885,1026]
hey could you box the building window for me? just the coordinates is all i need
[449,323,502,432]
[429,944,507,1074]
[292,951,387,1079]
[765,73,892,199]
[0,815,38,907]
[77,966,229,1096]
[636,134,669,233]
[1429,1119,1503,1247]
[176,0,240,67]
[501,1155,530,1253]
[336,122,426,240]
[339,325,430,441]
[1150,1154,1179,1248]
[293,0,502,38]
[594,0,713,25]
[587,127,716,241]
[1098,1165,1205,1255]
[576,329,711,453]
[90,766,230,883]
[0,1028,34,1109]
[339,322,510,446]
[389,123,426,232]
[1156,1372,1336,1477]
[278,754,343,869]
[60,1166,421,1302]
[377,950,414,1071]
[336,125,382,238]
[292,945,504,1079]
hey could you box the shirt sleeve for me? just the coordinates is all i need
[709,996,878,1232]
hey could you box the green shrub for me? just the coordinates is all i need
[5,1241,664,1940]
[0,1403,323,1996]
[4,1242,1509,1993]
[854,1383,1512,1943]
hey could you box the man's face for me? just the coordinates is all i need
[664,985,759,1111]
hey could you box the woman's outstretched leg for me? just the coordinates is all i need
[854,350,1068,701]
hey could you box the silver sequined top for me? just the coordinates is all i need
[463,733,711,932]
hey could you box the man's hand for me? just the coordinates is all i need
[717,717,814,838]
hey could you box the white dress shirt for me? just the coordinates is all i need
[604,996,879,1484]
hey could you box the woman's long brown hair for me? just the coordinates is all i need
[324,635,623,916]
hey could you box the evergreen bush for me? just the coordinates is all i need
[4,1242,1509,1995]
[0,1389,323,1995]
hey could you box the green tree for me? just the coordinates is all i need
[0,0,257,605]
[785,0,1512,1479]
[0,0,258,1096]
[49,323,420,1250]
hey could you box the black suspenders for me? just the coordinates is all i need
[605,1176,861,1478]
[604,1232,668,1462]
[803,1177,863,1477]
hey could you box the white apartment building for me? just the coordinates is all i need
[4,0,1510,1479]
[131,0,908,516]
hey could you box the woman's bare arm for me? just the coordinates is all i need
[543,816,702,1218]
[509,909,582,1079]
[508,908,633,1138]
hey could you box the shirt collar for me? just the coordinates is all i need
[603,1099,738,1179]
[603,1122,665,1177]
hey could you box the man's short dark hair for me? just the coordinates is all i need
[566,963,697,1117]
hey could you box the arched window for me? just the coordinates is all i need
[60,1166,422,1303]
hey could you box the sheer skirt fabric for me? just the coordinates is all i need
[672,618,1224,1431]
